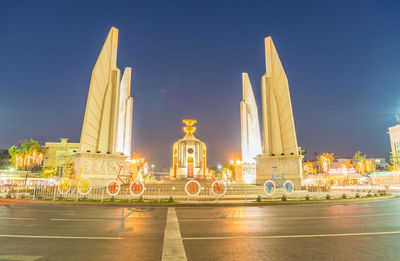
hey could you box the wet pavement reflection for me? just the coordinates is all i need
[0,198,399,260]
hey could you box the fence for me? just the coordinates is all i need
[0,183,389,202]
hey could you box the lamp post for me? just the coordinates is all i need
[151,164,155,175]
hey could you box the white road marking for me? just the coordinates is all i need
[51,218,115,222]
[162,208,187,261]
[0,234,123,240]
[0,217,36,220]
[180,212,400,222]
[0,255,42,261]
[50,218,154,222]
[32,210,74,212]
[183,231,400,240]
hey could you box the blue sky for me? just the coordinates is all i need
[1,1,399,168]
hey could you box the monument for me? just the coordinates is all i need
[255,37,303,186]
[116,67,133,157]
[170,120,208,179]
[388,118,400,163]
[74,27,133,183]
[239,73,262,184]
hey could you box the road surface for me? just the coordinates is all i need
[1,198,400,260]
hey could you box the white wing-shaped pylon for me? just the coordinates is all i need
[80,27,133,157]
[240,73,262,164]
[261,37,299,156]
[116,68,133,157]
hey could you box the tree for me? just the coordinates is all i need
[353,151,375,174]
[303,161,317,174]
[387,152,400,171]
[223,161,235,173]
[317,153,334,173]
[209,166,218,177]
[41,166,57,178]
[8,145,22,167]
[339,160,354,173]
[8,139,43,171]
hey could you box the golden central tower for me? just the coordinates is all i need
[170,120,208,179]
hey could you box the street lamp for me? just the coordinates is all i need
[218,164,222,171]
[151,164,155,175]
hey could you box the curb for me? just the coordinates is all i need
[0,194,395,207]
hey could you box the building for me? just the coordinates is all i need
[0,149,12,170]
[170,120,208,179]
[239,73,262,184]
[44,138,80,174]
[369,158,386,169]
[255,36,303,186]
[313,157,387,173]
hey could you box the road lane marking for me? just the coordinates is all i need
[51,218,117,222]
[0,217,36,220]
[0,234,123,240]
[162,208,187,261]
[179,212,400,221]
[183,231,400,240]
[0,255,42,261]
[50,218,156,222]
[32,210,75,213]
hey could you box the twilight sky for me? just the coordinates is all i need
[1,1,400,169]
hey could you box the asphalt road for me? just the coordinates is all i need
[1,198,400,261]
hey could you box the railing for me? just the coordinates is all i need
[0,183,390,202]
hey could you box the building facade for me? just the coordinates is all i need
[0,149,12,169]
[44,138,80,174]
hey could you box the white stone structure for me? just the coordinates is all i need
[255,37,303,186]
[388,124,400,160]
[116,68,133,157]
[79,27,133,156]
[75,27,133,183]
[240,73,262,184]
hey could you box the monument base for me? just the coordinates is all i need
[255,154,303,187]
[169,167,209,180]
[74,152,130,186]
[234,164,242,184]
[242,163,257,184]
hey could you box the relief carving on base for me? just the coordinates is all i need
[75,156,130,177]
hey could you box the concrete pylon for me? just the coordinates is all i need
[256,37,303,186]
[240,73,262,184]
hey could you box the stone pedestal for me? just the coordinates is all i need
[255,154,303,187]
[234,165,242,184]
[74,152,130,186]
[242,163,257,184]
